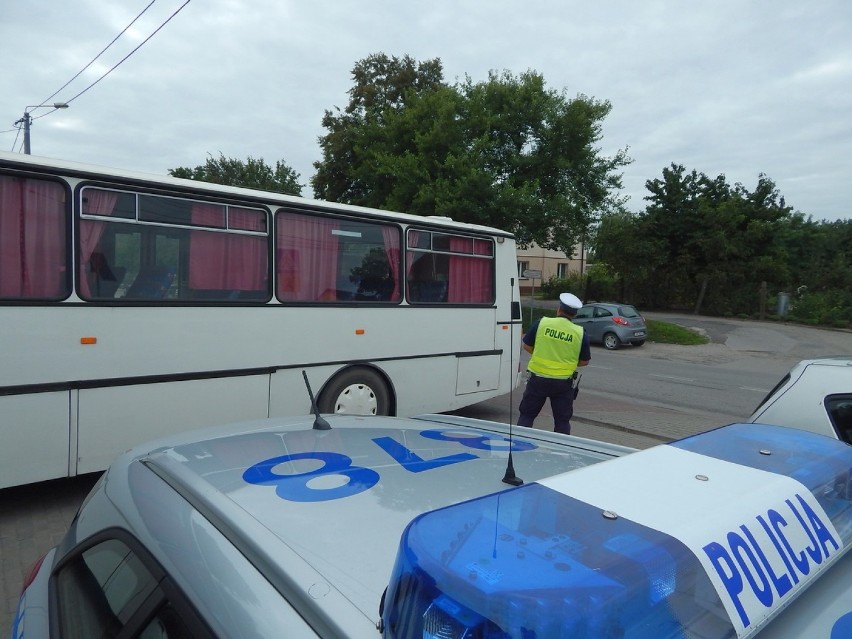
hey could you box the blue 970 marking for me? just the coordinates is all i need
[242,451,380,502]
[419,429,536,452]
[373,437,476,473]
[242,428,538,502]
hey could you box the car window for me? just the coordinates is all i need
[55,533,212,639]
[827,395,852,444]
[618,306,640,318]
[594,307,613,318]
[574,306,593,319]
[57,538,158,638]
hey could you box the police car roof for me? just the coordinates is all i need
[110,416,852,638]
[116,413,631,634]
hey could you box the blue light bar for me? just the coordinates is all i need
[671,423,852,545]
[382,424,852,639]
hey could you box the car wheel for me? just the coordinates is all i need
[318,367,391,415]
[603,332,621,350]
[633,340,645,347]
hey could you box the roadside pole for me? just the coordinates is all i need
[522,269,542,326]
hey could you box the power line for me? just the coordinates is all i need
[6,0,191,147]
[9,126,22,153]
[61,0,192,107]
[38,0,159,107]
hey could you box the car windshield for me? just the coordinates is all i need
[618,305,640,318]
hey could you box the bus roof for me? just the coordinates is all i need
[0,150,514,238]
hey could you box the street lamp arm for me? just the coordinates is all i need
[18,102,70,155]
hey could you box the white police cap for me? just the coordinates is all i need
[559,292,583,309]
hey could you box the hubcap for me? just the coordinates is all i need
[334,383,378,415]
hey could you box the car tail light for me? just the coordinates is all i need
[612,316,629,326]
[20,554,46,592]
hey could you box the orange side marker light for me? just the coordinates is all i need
[80,337,97,345]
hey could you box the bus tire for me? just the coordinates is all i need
[318,367,391,416]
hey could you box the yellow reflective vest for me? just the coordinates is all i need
[527,316,584,379]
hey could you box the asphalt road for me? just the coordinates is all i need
[2,314,850,635]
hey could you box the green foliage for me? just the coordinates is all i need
[589,162,851,326]
[539,275,584,300]
[312,53,631,256]
[787,289,852,328]
[170,153,303,196]
[581,264,621,304]
[646,320,709,345]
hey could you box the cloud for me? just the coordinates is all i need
[1,0,850,220]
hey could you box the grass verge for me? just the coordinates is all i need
[645,319,709,345]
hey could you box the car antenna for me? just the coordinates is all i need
[502,277,523,486]
[302,370,331,430]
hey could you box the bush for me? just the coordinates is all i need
[786,289,852,328]
[539,275,584,300]
[539,265,625,304]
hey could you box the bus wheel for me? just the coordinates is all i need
[318,368,391,416]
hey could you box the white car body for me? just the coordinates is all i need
[748,357,852,444]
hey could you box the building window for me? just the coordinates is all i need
[557,263,568,279]
[517,261,529,278]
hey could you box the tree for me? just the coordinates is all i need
[169,153,302,195]
[607,164,794,313]
[593,207,662,302]
[312,53,631,255]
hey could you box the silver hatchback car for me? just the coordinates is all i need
[572,302,647,349]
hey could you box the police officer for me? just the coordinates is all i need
[518,292,590,434]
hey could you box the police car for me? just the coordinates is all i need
[11,412,852,638]
[748,357,852,444]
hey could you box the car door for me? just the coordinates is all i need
[572,305,600,342]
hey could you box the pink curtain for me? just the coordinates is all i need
[189,204,267,291]
[405,230,422,287]
[276,212,339,301]
[78,188,119,298]
[0,176,66,299]
[381,225,401,301]
[448,236,493,303]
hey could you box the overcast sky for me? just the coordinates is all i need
[2,1,850,222]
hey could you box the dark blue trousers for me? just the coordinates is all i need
[517,373,574,434]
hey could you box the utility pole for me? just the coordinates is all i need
[15,102,69,154]
[22,112,33,154]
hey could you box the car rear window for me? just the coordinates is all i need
[618,305,640,318]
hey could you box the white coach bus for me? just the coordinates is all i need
[0,151,522,488]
